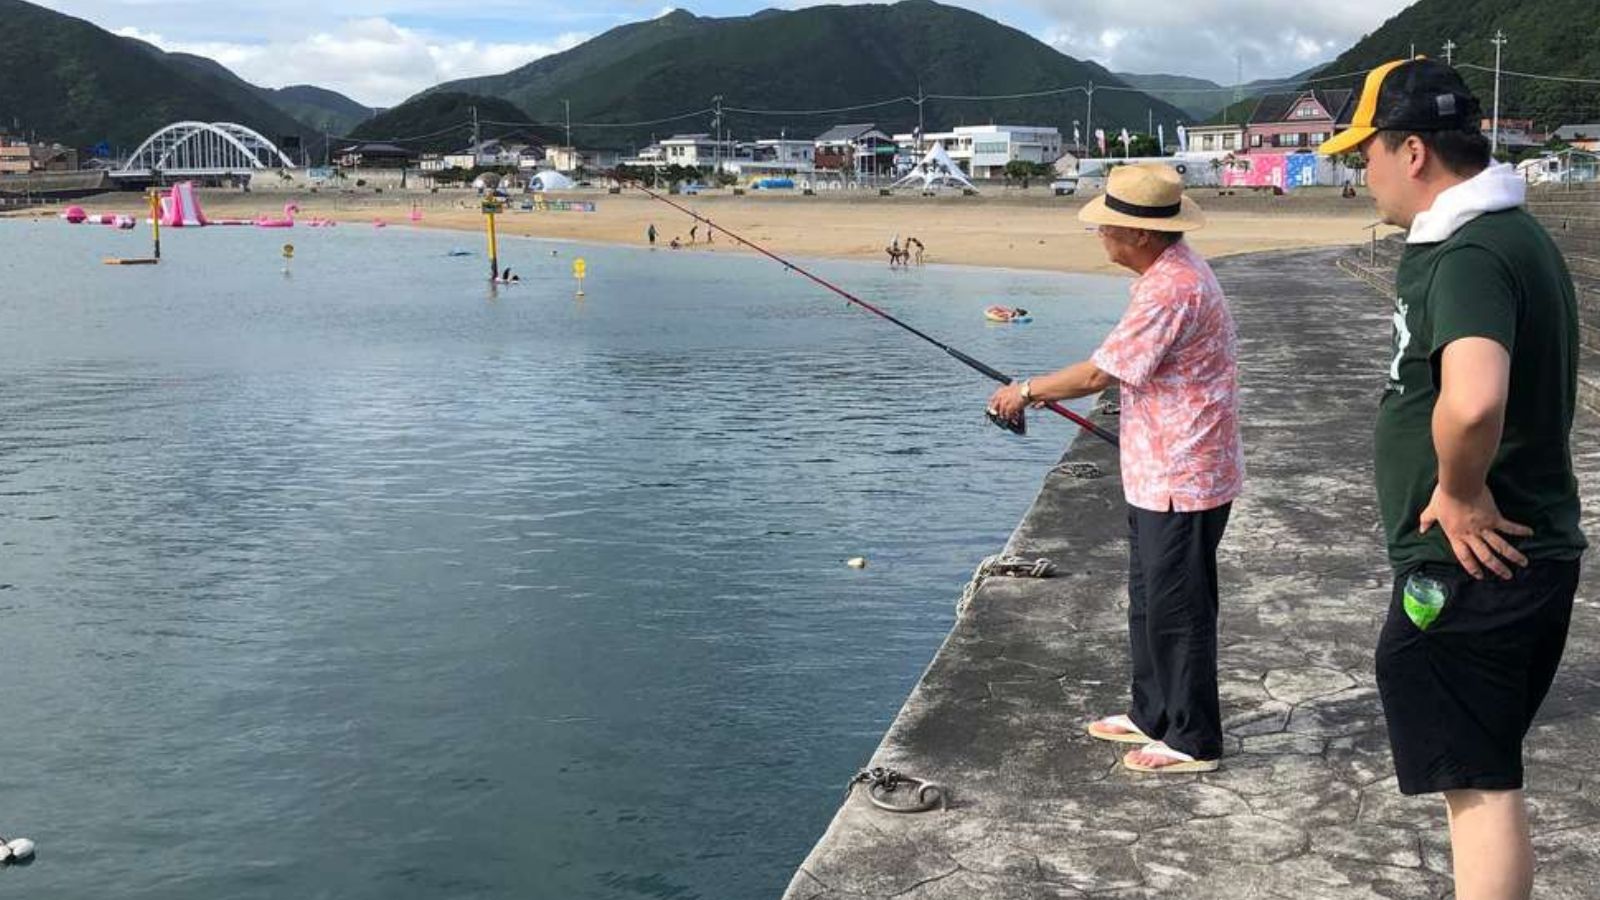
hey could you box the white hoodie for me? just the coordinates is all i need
[1406,162,1526,245]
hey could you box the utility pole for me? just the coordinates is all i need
[563,99,571,158]
[916,80,925,153]
[1491,29,1507,156]
[1443,39,1456,65]
[471,105,480,158]
[712,94,723,179]
[1085,81,1095,156]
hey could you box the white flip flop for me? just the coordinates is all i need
[1086,714,1151,745]
[1122,741,1219,774]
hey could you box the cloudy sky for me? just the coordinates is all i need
[40,0,1414,107]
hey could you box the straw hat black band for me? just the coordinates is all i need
[1104,194,1181,219]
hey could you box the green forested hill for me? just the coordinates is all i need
[423,1,1190,149]
[1316,0,1600,130]
[0,0,376,156]
[348,93,547,153]
[0,0,312,151]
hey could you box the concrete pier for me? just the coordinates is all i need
[783,240,1600,899]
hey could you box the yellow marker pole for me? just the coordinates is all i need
[483,199,501,282]
[573,257,587,296]
[148,189,162,261]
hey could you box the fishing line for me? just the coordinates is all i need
[630,183,1118,448]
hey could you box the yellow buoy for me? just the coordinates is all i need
[282,243,295,259]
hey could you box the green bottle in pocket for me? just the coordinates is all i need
[1403,574,1448,630]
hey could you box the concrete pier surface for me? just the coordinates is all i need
[783,245,1600,900]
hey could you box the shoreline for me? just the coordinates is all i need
[6,188,1395,277]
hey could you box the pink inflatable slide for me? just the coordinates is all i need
[160,181,210,227]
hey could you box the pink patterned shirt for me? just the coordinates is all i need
[1090,241,1243,513]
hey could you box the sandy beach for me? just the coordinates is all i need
[11,187,1391,275]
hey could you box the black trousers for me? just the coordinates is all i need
[1126,502,1231,760]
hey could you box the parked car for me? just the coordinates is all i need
[1051,178,1078,196]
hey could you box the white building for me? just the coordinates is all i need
[1180,123,1245,154]
[659,133,741,168]
[892,125,1062,179]
[442,140,533,170]
[753,139,814,167]
[544,146,619,173]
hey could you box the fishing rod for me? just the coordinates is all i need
[630,182,1119,448]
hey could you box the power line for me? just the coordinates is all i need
[724,96,915,115]
[1458,63,1600,86]
[325,121,471,144]
[927,86,1086,102]
[480,108,715,129]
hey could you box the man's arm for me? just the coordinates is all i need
[988,360,1114,418]
[1420,337,1531,579]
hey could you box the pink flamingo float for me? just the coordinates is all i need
[255,202,298,228]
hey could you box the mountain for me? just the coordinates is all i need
[158,50,377,136]
[1118,64,1330,121]
[1316,0,1599,132]
[0,0,317,153]
[0,0,376,159]
[421,1,1190,149]
[260,86,378,137]
[347,93,547,153]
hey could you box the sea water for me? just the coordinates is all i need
[0,217,1127,899]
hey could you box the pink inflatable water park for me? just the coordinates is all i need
[60,207,136,229]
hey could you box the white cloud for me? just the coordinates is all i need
[1027,0,1413,84]
[115,18,588,107]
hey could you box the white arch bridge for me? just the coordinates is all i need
[113,121,299,181]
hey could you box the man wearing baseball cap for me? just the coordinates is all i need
[1321,58,1585,899]
[989,163,1243,775]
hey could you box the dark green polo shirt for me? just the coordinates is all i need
[1374,207,1586,569]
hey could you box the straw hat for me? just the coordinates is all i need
[1078,163,1206,232]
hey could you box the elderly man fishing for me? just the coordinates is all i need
[987,163,1243,773]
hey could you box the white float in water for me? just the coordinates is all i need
[5,837,34,861]
[846,557,867,569]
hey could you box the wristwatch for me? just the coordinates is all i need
[1019,379,1033,402]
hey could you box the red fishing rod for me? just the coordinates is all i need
[631,182,1118,448]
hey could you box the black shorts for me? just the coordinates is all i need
[1375,559,1579,795]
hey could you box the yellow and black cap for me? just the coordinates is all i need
[1318,57,1482,156]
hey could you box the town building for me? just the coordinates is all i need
[1242,90,1354,154]
[545,146,619,173]
[1181,123,1245,154]
[890,125,1062,179]
[659,134,740,168]
[0,138,79,175]
[1483,117,1544,152]
[334,142,417,169]
[1552,123,1600,152]
[813,124,896,177]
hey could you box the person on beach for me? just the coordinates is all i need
[1317,58,1584,900]
[908,237,925,265]
[689,224,699,244]
[987,164,1241,774]
[647,223,657,247]
[670,237,681,250]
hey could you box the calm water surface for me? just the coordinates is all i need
[0,217,1127,899]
